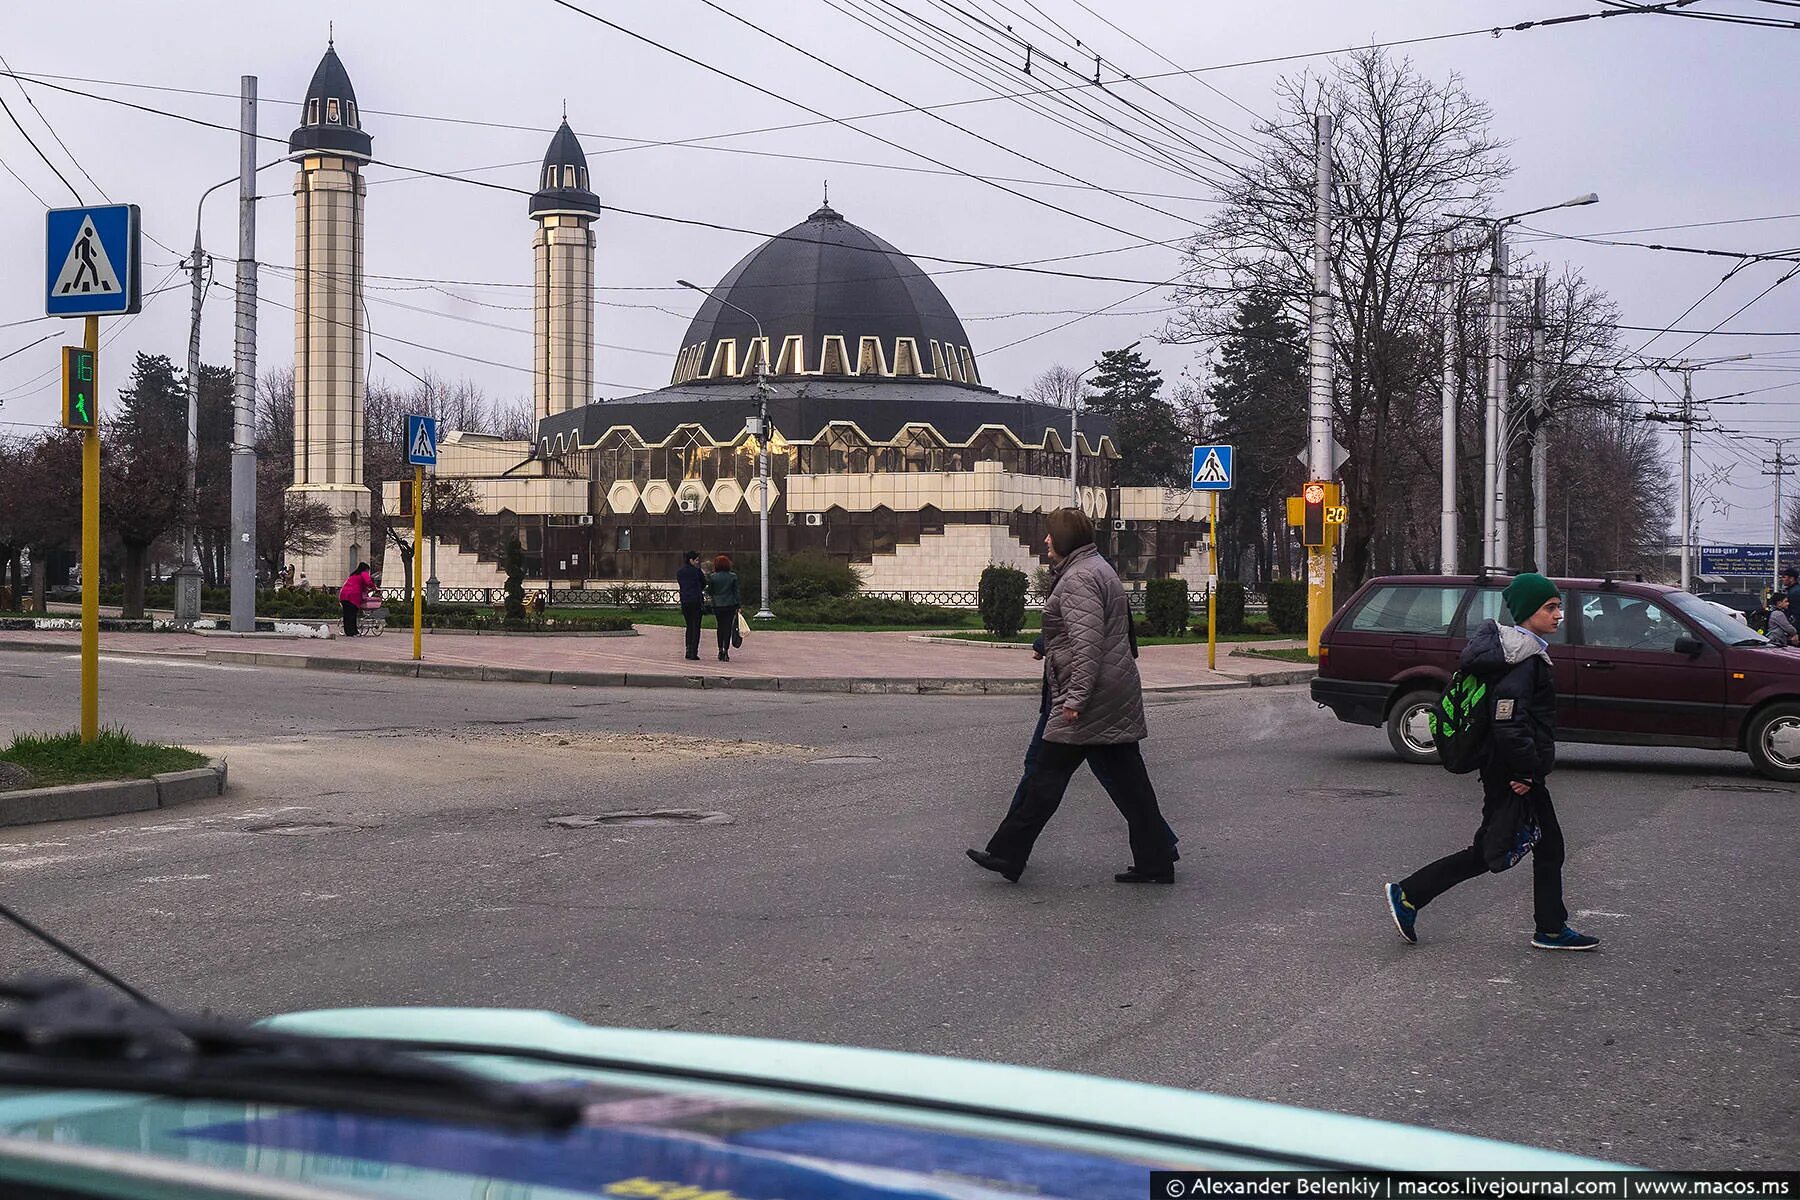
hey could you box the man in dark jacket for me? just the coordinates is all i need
[1386,573,1599,951]
[1783,568,1800,615]
[675,551,706,661]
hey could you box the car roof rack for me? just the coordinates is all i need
[1473,565,1517,582]
[1598,571,1644,590]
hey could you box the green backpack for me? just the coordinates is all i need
[1428,669,1493,774]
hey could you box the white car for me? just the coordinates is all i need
[1703,599,1750,626]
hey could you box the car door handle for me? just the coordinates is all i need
[1582,661,1615,670]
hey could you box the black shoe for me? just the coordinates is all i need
[1114,866,1174,884]
[965,848,1023,882]
[685,653,700,661]
[719,651,730,662]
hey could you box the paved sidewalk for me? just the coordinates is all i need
[0,625,1314,695]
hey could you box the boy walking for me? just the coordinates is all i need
[1386,573,1599,951]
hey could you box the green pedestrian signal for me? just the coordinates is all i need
[61,347,96,430]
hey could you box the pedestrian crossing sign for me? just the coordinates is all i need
[1190,444,1233,490]
[45,204,141,317]
[405,414,439,467]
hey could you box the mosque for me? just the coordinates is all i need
[282,45,1213,596]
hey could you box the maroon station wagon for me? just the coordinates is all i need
[1311,572,1800,781]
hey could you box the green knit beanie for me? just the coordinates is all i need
[1502,572,1560,623]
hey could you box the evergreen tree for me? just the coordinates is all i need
[1204,289,1308,583]
[1085,346,1185,488]
[102,354,187,617]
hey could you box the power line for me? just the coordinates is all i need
[982,277,1173,354]
[0,50,108,202]
[0,154,49,205]
[0,89,80,202]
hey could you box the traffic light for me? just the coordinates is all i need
[1303,481,1327,547]
[61,347,96,430]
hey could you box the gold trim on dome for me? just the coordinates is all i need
[546,418,1119,460]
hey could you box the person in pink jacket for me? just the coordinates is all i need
[339,562,374,637]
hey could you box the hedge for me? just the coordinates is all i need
[1144,578,1189,636]
[1266,579,1307,635]
[978,564,1029,636]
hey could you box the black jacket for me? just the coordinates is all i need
[676,563,706,606]
[1462,619,1557,780]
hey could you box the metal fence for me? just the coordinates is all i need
[400,584,1266,613]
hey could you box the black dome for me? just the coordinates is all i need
[529,120,600,219]
[673,203,982,388]
[289,46,372,160]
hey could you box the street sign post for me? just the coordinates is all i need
[404,416,438,662]
[1190,446,1234,669]
[45,205,141,318]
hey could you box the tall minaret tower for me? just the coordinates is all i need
[529,119,600,425]
[286,43,372,586]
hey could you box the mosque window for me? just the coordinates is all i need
[577,167,588,189]
[306,98,319,124]
[544,166,558,190]
[347,101,358,126]
[326,98,341,124]
[563,165,577,188]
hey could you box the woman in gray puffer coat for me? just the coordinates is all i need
[968,507,1178,884]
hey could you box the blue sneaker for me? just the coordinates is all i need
[1531,926,1600,951]
[1386,882,1417,944]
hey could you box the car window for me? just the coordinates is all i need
[1345,585,1465,635]
[1669,590,1762,644]
[1580,593,1689,653]
[1463,587,1569,643]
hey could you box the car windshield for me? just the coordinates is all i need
[1667,590,1762,643]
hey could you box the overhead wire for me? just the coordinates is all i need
[0,88,80,202]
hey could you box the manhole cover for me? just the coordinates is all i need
[807,755,881,765]
[1694,783,1790,794]
[1304,787,1397,800]
[549,810,735,828]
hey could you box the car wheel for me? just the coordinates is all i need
[1746,703,1800,782]
[1385,689,1441,765]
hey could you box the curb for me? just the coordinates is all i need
[0,759,228,828]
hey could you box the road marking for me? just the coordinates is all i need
[138,874,212,884]
[1575,910,1628,919]
[58,654,251,672]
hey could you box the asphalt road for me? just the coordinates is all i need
[0,648,1795,1169]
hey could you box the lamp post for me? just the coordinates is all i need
[1070,340,1140,508]
[1441,192,1597,568]
[679,279,775,619]
[375,351,438,603]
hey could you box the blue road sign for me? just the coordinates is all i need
[45,204,141,317]
[405,415,439,468]
[1190,444,1234,490]
[1700,545,1800,576]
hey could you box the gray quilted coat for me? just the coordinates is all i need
[1040,544,1148,744]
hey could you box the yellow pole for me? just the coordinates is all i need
[412,465,424,661]
[1207,490,1219,671]
[80,315,100,744]
[1307,536,1335,658]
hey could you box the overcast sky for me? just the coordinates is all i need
[3,1,1795,544]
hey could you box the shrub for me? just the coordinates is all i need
[978,564,1029,636]
[1032,565,1056,602]
[1267,579,1306,635]
[603,582,660,610]
[1144,578,1189,636]
[1216,580,1246,635]
[502,539,526,619]
[773,595,950,626]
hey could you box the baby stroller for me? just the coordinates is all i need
[358,589,387,637]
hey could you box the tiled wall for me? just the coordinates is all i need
[859,524,1041,592]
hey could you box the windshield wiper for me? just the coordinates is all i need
[0,976,584,1132]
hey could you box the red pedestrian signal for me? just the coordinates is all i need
[1303,480,1327,547]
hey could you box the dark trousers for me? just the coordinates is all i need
[341,600,359,637]
[1005,704,1179,854]
[988,738,1173,872]
[681,601,703,657]
[715,606,739,654]
[1399,770,1568,934]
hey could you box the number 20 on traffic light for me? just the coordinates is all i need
[61,347,97,430]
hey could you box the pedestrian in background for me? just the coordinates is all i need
[676,550,707,661]
[1768,594,1797,648]
[339,562,374,638]
[1783,567,1800,613]
[707,554,741,663]
[969,506,1176,884]
[1386,572,1599,951]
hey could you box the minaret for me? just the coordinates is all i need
[530,118,600,425]
[286,42,372,586]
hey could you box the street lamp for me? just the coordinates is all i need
[375,351,439,603]
[678,278,775,620]
[1440,192,1598,568]
[1070,340,1140,507]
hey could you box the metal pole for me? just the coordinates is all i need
[229,75,258,633]
[1439,275,1458,575]
[172,226,207,626]
[1070,392,1080,506]
[1680,370,1694,592]
[1483,222,1507,568]
[1531,274,1549,573]
[1305,111,1335,657]
[1774,458,1782,600]
[425,379,439,603]
[81,315,99,743]
[413,465,424,661]
[1207,490,1219,671]
[756,363,774,620]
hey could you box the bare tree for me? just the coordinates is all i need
[489,394,537,442]
[383,478,482,598]
[1023,364,1086,409]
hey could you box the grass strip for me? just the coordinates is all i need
[0,729,207,789]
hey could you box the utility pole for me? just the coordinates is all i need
[1679,369,1695,591]
[1764,442,1795,599]
[1530,274,1549,573]
[1484,222,1509,568]
[1305,111,1335,655]
[174,228,208,626]
[1438,271,1458,575]
[229,76,258,633]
